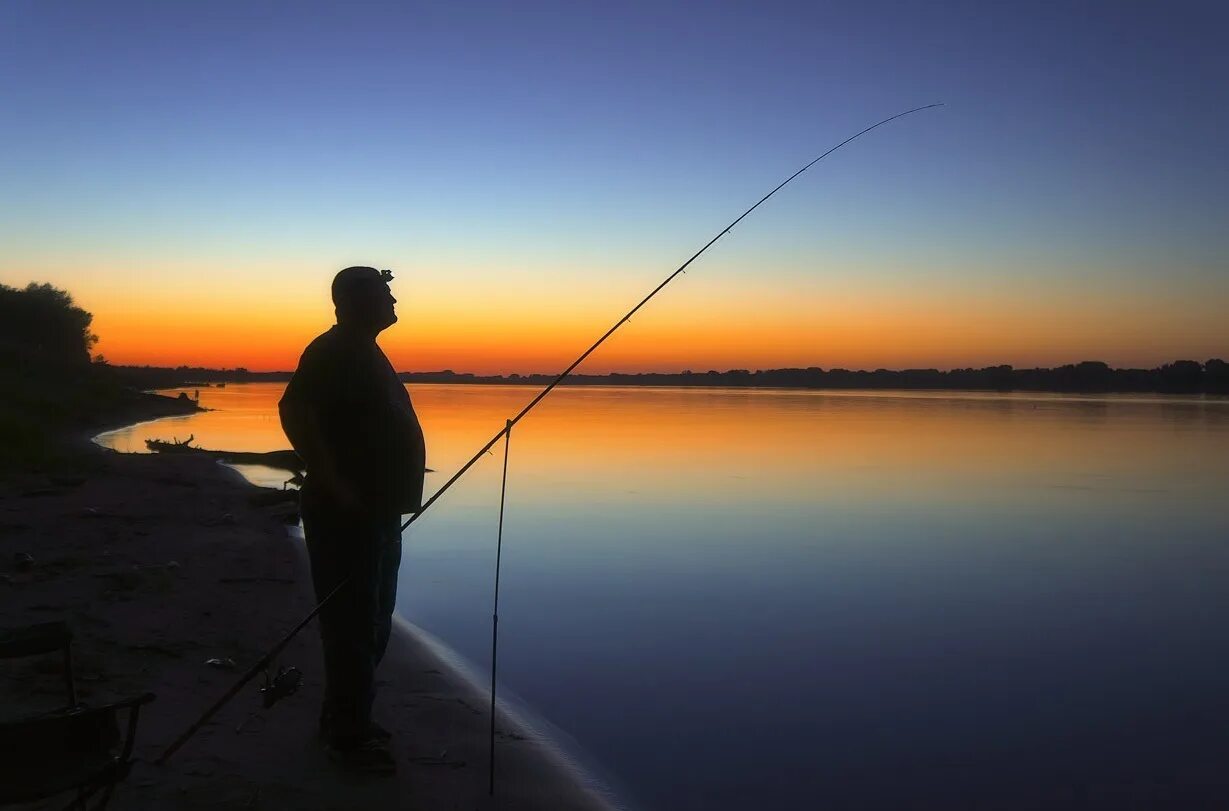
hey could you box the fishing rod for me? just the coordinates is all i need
[157,102,943,765]
[401,102,941,533]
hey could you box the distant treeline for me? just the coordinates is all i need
[116,359,1229,394]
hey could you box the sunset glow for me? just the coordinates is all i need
[69,268,1229,374]
[2,3,1226,373]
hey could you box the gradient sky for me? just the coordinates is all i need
[2,1,1226,373]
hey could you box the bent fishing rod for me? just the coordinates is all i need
[157,102,942,765]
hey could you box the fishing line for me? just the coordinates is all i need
[157,102,943,765]
[489,419,513,794]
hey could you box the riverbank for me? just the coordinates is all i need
[0,399,613,809]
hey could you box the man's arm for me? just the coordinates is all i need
[279,341,365,513]
[279,398,363,512]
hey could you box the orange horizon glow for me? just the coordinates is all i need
[81,274,1229,374]
[7,248,1227,375]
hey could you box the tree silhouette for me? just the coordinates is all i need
[1203,359,1228,392]
[0,282,147,472]
[0,282,97,370]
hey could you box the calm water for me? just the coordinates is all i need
[99,383,1229,809]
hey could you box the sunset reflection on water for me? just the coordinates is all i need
[96,383,1229,809]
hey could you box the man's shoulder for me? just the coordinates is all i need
[282,327,348,404]
[301,326,343,357]
[299,326,366,366]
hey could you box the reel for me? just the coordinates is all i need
[259,665,303,709]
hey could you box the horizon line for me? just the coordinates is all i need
[110,358,1227,377]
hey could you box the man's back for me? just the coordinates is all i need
[281,324,425,515]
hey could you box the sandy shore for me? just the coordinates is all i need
[1,406,613,809]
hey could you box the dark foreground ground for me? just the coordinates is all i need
[0,409,610,810]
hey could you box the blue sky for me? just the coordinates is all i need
[2,1,1226,371]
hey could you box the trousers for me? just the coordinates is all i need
[300,481,402,745]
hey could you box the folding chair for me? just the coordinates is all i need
[0,622,154,810]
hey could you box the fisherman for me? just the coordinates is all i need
[279,266,426,775]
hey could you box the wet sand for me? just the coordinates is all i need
[0,406,612,810]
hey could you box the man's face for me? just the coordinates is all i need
[350,279,398,331]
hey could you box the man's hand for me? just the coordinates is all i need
[319,471,365,515]
[280,398,365,513]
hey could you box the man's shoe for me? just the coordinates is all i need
[324,736,397,776]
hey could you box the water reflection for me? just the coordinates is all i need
[96,383,1229,809]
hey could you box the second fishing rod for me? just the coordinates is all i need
[157,102,943,765]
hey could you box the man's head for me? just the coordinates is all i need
[332,266,397,332]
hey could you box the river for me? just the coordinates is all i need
[97,383,1229,809]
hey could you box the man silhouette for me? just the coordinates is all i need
[279,266,426,774]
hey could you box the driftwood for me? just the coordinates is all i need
[145,436,303,473]
[144,435,196,453]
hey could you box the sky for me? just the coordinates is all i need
[2,0,1226,374]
